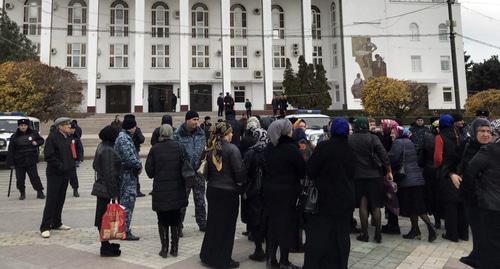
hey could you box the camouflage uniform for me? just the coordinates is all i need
[174,123,207,229]
[114,131,142,232]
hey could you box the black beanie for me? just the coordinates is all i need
[185,110,199,121]
[99,125,120,143]
[124,114,135,120]
[451,113,463,122]
[122,117,137,130]
[475,109,490,118]
[17,118,30,126]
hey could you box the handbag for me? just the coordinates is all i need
[179,143,197,188]
[99,200,127,241]
[91,171,109,198]
[394,142,407,182]
[384,180,400,216]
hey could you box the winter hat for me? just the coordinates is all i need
[124,114,135,120]
[161,115,173,125]
[353,117,369,133]
[70,121,77,129]
[330,118,349,137]
[451,113,464,123]
[490,119,500,142]
[292,128,307,143]
[439,114,454,129]
[158,124,174,141]
[99,125,119,144]
[380,119,399,136]
[476,109,490,118]
[17,118,30,126]
[185,110,199,121]
[470,118,491,142]
[122,117,137,130]
[54,117,72,127]
[267,119,292,146]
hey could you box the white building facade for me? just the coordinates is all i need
[0,0,467,113]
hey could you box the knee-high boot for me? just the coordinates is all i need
[170,225,179,257]
[158,224,169,258]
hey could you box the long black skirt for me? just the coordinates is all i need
[200,187,239,268]
[95,197,110,229]
[355,177,385,209]
[479,208,500,269]
[398,186,427,217]
[156,210,181,226]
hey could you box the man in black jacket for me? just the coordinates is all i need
[40,117,75,238]
[6,118,45,200]
[69,121,84,197]
[245,99,252,118]
[217,93,224,117]
[124,114,146,197]
[151,115,174,146]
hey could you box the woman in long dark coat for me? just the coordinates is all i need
[92,126,122,257]
[264,119,305,269]
[200,122,247,269]
[145,124,188,258]
[303,118,356,269]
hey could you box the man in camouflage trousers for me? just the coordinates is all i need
[174,111,207,236]
[115,117,143,241]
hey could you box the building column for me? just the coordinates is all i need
[40,0,53,65]
[134,0,145,112]
[179,0,190,111]
[261,0,273,109]
[220,0,231,96]
[87,0,98,113]
[301,0,313,63]
[0,0,5,10]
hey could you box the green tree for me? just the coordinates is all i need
[282,58,299,104]
[0,60,83,121]
[466,55,500,95]
[0,10,38,64]
[311,64,332,111]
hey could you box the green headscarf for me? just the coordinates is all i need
[353,117,369,133]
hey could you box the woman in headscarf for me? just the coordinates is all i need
[264,119,305,269]
[200,122,246,269]
[293,127,314,161]
[303,118,356,269]
[491,119,500,143]
[92,126,122,257]
[242,125,270,262]
[389,127,437,242]
[453,118,491,267]
[145,124,188,258]
[348,117,392,243]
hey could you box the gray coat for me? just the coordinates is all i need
[389,138,425,188]
[349,132,389,179]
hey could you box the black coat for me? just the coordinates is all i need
[457,139,483,206]
[263,136,305,248]
[6,128,44,167]
[92,142,122,199]
[44,130,75,175]
[145,140,188,212]
[419,132,437,182]
[132,127,145,153]
[206,141,246,192]
[467,142,500,212]
[437,128,461,203]
[217,96,224,107]
[242,145,265,225]
[70,133,84,162]
[348,132,389,179]
[227,119,243,147]
[307,137,356,216]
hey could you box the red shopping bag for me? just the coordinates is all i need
[99,201,127,241]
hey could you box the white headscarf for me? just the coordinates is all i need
[267,119,292,146]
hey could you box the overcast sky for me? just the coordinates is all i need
[460,0,500,62]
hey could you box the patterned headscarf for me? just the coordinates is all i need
[247,116,261,131]
[396,126,411,139]
[380,119,399,136]
[267,119,293,146]
[490,119,500,143]
[251,128,270,150]
[207,122,233,171]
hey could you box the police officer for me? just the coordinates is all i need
[123,114,146,197]
[40,117,75,238]
[6,118,45,200]
[69,121,84,197]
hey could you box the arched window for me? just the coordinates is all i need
[272,5,284,39]
[68,0,87,36]
[410,23,419,41]
[23,0,41,36]
[439,23,448,42]
[110,0,129,37]
[230,4,247,38]
[312,6,321,40]
[152,2,169,38]
[331,3,337,37]
[192,3,209,38]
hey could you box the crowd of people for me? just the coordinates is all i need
[7,107,500,269]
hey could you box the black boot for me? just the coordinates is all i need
[170,226,179,257]
[402,229,422,240]
[100,241,121,257]
[158,225,169,258]
[125,231,140,241]
[427,224,437,242]
[73,189,80,197]
[36,190,45,199]
[19,191,26,200]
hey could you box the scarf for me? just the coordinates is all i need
[490,119,500,143]
[251,128,270,150]
[267,119,292,146]
[207,122,233,171]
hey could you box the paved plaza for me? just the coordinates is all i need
[0,161,473,269]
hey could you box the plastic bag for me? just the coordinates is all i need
[99,201,127,241]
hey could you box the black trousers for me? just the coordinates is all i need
[40,173,69,232]
[479,208,500,269]
[246,109,252,118]
[444,202,468,241]
[15,165,43,192]
[218,106,224,117]
[465,205,480,260]
[134,169,141,193]
[303,213,351,269]
[69,167,79,190]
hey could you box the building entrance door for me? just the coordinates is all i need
[148,85,173,112]
[106,85,131,113]
[190,85,212,111]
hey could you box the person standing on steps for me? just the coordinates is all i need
[6,118,45,200]
[171,93,178,112]
[174,111,207,236]
[115,117,143,241]
[40,117,75,238]
[217,93,224,117]
[245,99,252,118]
[146,124,188,259]
[123,114,146,198]
[69,121,84,197]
